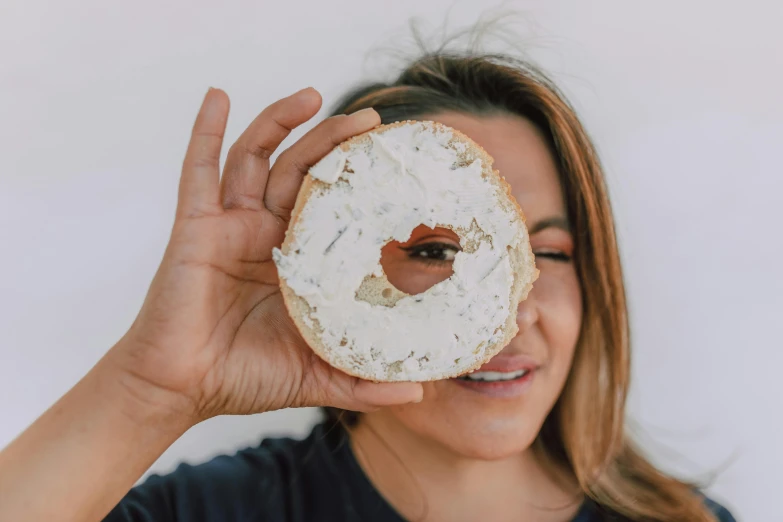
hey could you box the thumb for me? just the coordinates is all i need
[350,380,424,410]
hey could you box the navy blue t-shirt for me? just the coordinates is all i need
[105,422,735,522]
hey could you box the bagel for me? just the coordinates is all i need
[272,121,537,382]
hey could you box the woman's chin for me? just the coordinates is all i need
[387,403,543,461]
[375,377,555,460]
[442,414,542,459]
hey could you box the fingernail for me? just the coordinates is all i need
[202,88,221,113]
[293,86,317,99]
[350,107,380,127]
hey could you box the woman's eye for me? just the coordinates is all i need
[402,242,460,264]
[534,249,572,263]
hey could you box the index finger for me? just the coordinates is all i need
[263,108,381,220]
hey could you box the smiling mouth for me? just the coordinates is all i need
[457,369,530,382]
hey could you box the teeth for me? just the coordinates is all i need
[461,370,528,382]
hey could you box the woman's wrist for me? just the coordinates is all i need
[101,336,202,434]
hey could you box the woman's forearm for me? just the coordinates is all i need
[0,342,192,522]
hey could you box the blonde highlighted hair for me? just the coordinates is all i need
[323,44,720,521]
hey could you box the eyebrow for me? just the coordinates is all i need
[528,216,571,235]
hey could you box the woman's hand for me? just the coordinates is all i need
[0,87,424,522]
[111,87,423,426]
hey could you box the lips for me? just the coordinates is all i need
[450,354,539,398]
[479,353,537,370]
[459,369,529,382]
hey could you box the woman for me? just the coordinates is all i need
[0,49,736,521]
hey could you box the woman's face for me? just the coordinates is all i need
[374,112,583,459]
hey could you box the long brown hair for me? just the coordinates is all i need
[323,47,717,521]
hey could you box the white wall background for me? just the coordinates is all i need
[1,1,781,520]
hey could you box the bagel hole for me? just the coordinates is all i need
[380,225,458,295]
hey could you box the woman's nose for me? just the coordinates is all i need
[516,299,539,332]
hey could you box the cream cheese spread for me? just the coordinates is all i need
[273,122,527,380]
